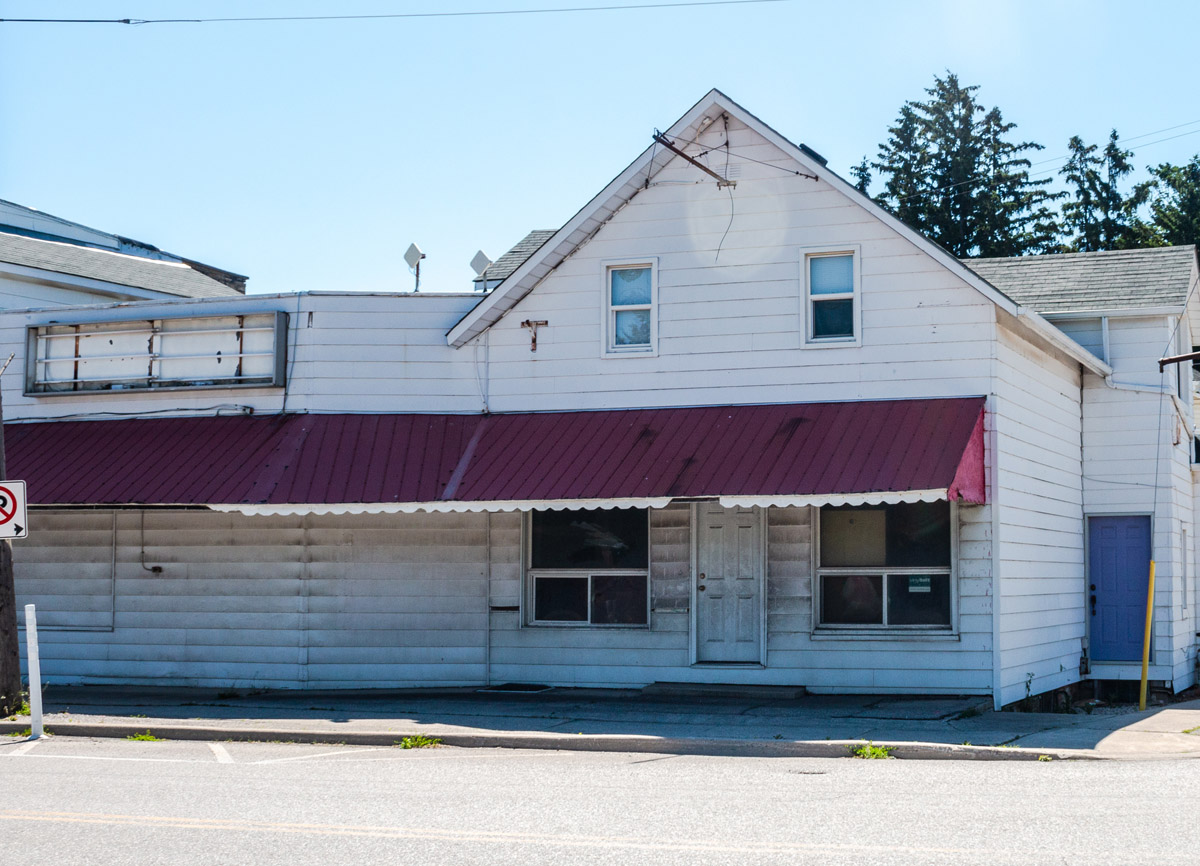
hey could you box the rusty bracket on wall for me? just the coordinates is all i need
[521,320,548,352]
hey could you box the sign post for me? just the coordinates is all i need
[23,604,41,739]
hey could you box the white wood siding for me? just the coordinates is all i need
[0,293,484,421]
[1080,313,1196,691]
[478,117,998,412]
[0,274,144,309]
[489,505,992,693]
[19,505,991,692]
[15,510,489,688]
[993,318,1086,706]
[0,117,1004,420]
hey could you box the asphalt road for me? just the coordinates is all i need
[2,735,1197,865]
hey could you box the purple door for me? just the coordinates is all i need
[1088,516,1152,662]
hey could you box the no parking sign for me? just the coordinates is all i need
[0,480,28,539]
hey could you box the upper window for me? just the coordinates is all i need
[816,501,953,629]
[603,261,657,356]
[805,250,858,344]
[527,508,649,626]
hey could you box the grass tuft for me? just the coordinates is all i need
[396,735,442,749]
[126,730,163,742]
[849,741,895,759]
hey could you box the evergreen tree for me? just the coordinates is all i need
[976,107,1062,255]
[1147,155,1200,247]
[849,157,872,194]
[872,72,1057,257]
[873,102,931,237]
[1059,130,1156,251]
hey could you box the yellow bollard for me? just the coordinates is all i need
[1139,560,1157,711]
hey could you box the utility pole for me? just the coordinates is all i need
[0,353,19,715]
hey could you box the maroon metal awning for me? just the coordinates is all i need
[6,397,985,511]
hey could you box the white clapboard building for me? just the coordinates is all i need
[6,91,1199,709]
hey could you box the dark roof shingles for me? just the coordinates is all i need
[963,246,1197,314]
[472,230,557,286]
[0,232,243,299]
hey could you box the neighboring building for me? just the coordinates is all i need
[0,199,246,308]
[6,91,1198,709]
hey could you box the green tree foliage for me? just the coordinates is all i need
[849,157,871,194]
[1147,155,1200,247]
[1059,130,1157,251]
[870,72,1059,257]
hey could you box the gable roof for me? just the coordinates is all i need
[473,230,556,287]
[0,198,247,291]
[0,232,244,299]
[963,246,1198,314]
[446,89,1110,376]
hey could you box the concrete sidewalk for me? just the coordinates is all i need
[4,685,1200,761]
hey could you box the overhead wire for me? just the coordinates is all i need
[887,126,1200,204]
[0,0,791,25]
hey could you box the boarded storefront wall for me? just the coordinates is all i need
[15,504,992,694]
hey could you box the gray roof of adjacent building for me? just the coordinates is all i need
[0,198,247,293]
[472,230,557,287]
[963,246,1198,314]
[0,231,245,299]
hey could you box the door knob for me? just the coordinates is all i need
[698,585,706,592]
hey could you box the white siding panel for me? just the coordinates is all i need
[994,321,1085,706]
[15,510,489,688]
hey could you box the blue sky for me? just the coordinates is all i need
[2,0,1198,294]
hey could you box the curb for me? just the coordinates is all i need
[0,720,1093,762]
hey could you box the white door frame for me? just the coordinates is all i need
[688,502,768,667]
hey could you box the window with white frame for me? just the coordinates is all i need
[817,501,952,628]
[805,251,857,343]
[527,508,649,626]
[604,262,656,354]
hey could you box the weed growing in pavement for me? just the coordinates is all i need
[849,742,894,759]
[1038,755,1053,762]
[126,730,163,742]
[5,696,30,720]
[1183,725,1200,735]
[397,735,442,749]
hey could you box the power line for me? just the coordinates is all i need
[0,0,791,25]
[889,125,1200,203]
[1026,118,1200,168]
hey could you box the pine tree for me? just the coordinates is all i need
[873,103,931,238]
[1147,155,1200,247]
[872,72,1057,257]
[849,157,872,194]
[976,107,1062,256]
[1060,130,1156,251]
